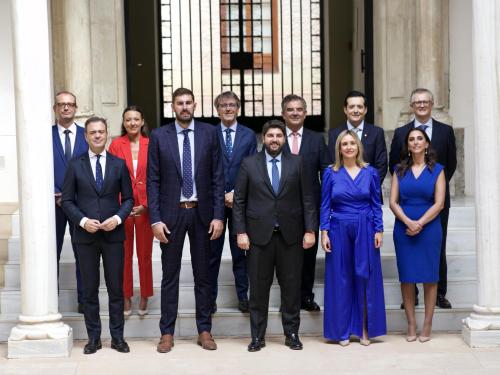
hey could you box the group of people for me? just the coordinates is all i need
[52,86,456,354]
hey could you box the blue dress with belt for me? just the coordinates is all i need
[320,166,386,341]
[393,163,444,283]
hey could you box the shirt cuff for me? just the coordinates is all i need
[151,221,162,228]
[80,217,89,228]
[113,215,122,225]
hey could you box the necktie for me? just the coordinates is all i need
[291,132,299,155]
[417,124,429,132]
[271,158,280,194]
[95,154,104,192]
[181,129,193,199]
[352,127,362,139]
[64,129,72,161]
[224,128,233,157]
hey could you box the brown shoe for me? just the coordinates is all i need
[157,334,174,353]
[197,331,217,350]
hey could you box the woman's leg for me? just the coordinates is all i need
[401,282,417,339]
[123,217,135,313]
[421,282,438,340]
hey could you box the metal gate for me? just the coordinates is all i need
[160,0,323,131]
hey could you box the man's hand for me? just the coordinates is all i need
[152,222,170,243]
[224,192,234,208]
[100,217,119,232]
[321,231,331,252]
[208,219,224,240]
[131,205,147,216]
[374,232,383,248]
[55,192,62,207]
[303,232,316,249]
[84,219,101,233]
[237,233,250,250]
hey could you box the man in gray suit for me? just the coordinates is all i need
[233,120,317,352]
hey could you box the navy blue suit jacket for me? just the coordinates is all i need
[389,119,457,207]
[218,123,257,192]
[147,121,225,228]
[328,122,388,183]
[61,152,134,244]
[52,124,88,193]
[283,127,331,208]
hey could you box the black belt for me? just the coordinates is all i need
[273,226,281,233]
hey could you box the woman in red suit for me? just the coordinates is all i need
[109,106,153,316]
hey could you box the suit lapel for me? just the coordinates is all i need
[257,152,275,195]
[82,154,99,194]
[53,125,67,166]
[194,121,203,176]
[277,153,290,196]
[136,135,149,181]
[166,124,182,177]
[217,125,230,161]
[73,125,86,158]
[361,123,370,145]
[120,136,134,178]
[101,153,113,195]
[231,124,243,160]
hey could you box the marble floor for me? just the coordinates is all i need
[0,334,499,374]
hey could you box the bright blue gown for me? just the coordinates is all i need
[393,163,444,283]
[320,166,386,341]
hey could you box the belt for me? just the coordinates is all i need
[179,201,198,209]
[273,226,281,233]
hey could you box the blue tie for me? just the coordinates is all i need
[417,124,429,132]
[224,128,233,157]
[64,129,72,161]
[95,154,104,192]
[181,129,193,199]
[271,158,279,194]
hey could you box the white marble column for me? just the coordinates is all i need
[7,0,72,358]
[462,0,500,348]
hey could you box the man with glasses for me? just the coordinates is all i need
[52,91,88,314]
[389,88,457,309]
[209,91,257,315]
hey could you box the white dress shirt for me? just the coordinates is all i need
[414,118,433,140]
[221,121,238,146]
[265,150,282,181]
[175,120,198,202]
[347,120,364,140]
[286,126,303,151]
[57,122,77,154]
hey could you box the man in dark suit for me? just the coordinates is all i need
[52,91,88,314]
[209,91,257,314]
[328,91,388,183]
[281,94,330,312]
[62,117,134,354]
[389,88,457,309]
[233,120,317,352]
[147,88,225,353]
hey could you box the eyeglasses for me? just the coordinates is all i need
[56,102,76,108]
[411,100,431,107]
[218,103,238,109]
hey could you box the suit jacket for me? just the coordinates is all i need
[52,124,88,193]
[61,152,134,244]
[328,122,388,183]
[233,151,317,246]
[389,119,457,207]
[108,134,149,207]
[147,120,225,228]
[283,127,331,208]
[218,123,257,192]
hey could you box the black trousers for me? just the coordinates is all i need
[247,231,303,339]
[301,231,319,301]
[159,207,212,335]
[75,236,124,340]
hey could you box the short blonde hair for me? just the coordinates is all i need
[332,130,368,171]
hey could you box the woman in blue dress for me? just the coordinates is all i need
[320,130,386,346]
[389,128,445,343]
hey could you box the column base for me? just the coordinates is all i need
[7,321,73,358]
[462,325,500,348]
[462,305,500,347]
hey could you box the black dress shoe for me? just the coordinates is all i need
[400,298,419,309]
[238,300,249,313]
[436,295,452,309]
[301,298,320,312]
[83,338,102,354]
[111,338,130,353]
[247,337,266,352]
[285,333,303,350]
[78,303,85,314]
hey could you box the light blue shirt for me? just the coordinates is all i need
[220,122,238,145]
[414,118,433,140]
[347,120,364,140]
[175,120,198,202]
[265,150,282,182]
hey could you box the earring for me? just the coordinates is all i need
[425,148,428,155]
[408,151,411,158]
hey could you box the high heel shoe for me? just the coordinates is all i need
[418,336,431,343]
[339,339,350,347]
[138,297,149,316]
[124,297,132,316]
[360,338,370,346]
[406,335,417,342]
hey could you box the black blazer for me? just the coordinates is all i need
[61,152,134,244]
[389,119,457,207]
[283,127,331,208]
[328,122,388,183]
[232,151,317,246]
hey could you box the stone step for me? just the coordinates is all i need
[0,306,472,341]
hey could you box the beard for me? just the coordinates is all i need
[264,142,283,157]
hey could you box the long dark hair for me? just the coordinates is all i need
[396,127,437,177]
[121,105,149,136]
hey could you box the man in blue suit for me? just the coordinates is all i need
[281,94,331,312]
[209,91,257,315]
[328,91,388,183]
[62,117,134,354]
[148,88,225,353]
[52,91,88,314]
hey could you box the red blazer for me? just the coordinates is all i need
[109,135,149,207]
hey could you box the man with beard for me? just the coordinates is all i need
[147,87,225,353]
[233,120,317,352]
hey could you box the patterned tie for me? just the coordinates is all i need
[291,132,299,155]
[224,128,233,157]
[417,124,429,132]
[95,154,104,192]
[352,127,362,139]
[64,129,72,161]
[181,129,193,199]
[271,158,280,194]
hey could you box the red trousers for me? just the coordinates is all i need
[123,213,154,298]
